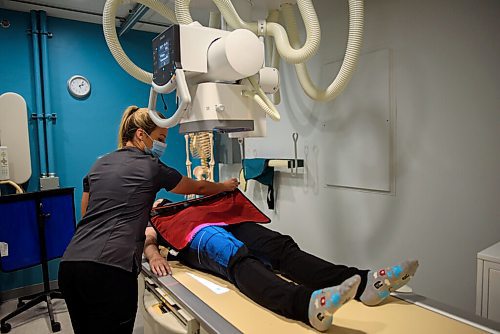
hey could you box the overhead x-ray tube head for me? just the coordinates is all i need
[149,23,270,132]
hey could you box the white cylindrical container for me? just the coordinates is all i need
[205,29,264,82]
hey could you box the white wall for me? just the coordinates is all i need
[220,0,500,313]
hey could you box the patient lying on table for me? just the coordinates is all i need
[144,190,419,332]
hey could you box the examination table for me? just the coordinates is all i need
[139,261,500,334]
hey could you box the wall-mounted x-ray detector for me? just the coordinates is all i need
[0,93,32,184]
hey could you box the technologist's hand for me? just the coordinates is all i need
[222,178,239,192]
[149,254,171,276]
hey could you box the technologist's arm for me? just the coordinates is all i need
[171,176,239,196]
[81,191,89,217]
[144,226,171,276]
[81,175,90,217]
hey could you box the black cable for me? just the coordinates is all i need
[160,94,168,114]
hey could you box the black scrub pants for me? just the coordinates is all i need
[177,222,369,325]
[58,261,138,334]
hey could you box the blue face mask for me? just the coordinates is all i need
[144,132,167,159]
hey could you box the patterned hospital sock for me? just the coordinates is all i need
[360,260,419,306]
[308,275,361,332]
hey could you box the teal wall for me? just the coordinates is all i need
[0,9,190,292]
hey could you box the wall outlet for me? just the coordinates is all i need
[0,146,9,181]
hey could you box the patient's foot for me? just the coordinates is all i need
[308,275,361,332]
[360,260,419,306]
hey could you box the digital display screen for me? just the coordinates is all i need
[157,41,170,68]
[152,25,179,86]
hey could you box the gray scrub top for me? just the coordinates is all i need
[61,146,182,273]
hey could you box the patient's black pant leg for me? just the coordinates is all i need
[231,256,312,324]
[228,223,368,297]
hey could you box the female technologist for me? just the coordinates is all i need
[58,106,238,334]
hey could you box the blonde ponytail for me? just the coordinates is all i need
[117,106,165,148]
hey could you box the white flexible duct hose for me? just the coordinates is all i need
[265,9,280,64]
[282,1,364,101]
[211,0,320,64]
[267,0,321,64]
[267,9,280,25]
[210,0,257,32]
[209,11,221,29]
[245,76,280,121]
[175,0,193,24]
[103,0,177,84]
[244,92,280,122]
[264,9,280,62]
[271,42,282,105]
[266,10,282,105]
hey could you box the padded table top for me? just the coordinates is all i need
[167,262,486,334]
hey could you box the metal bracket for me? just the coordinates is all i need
[26,29,53,38]
[118,4,149,37]
[31,113,57,123]
[257,19,266,36]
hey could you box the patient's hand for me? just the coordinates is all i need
[149,254,171,276]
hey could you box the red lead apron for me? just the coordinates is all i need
[150,189,271,250]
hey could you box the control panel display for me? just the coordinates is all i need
[153,25,181,87]
[158,41,170,69]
